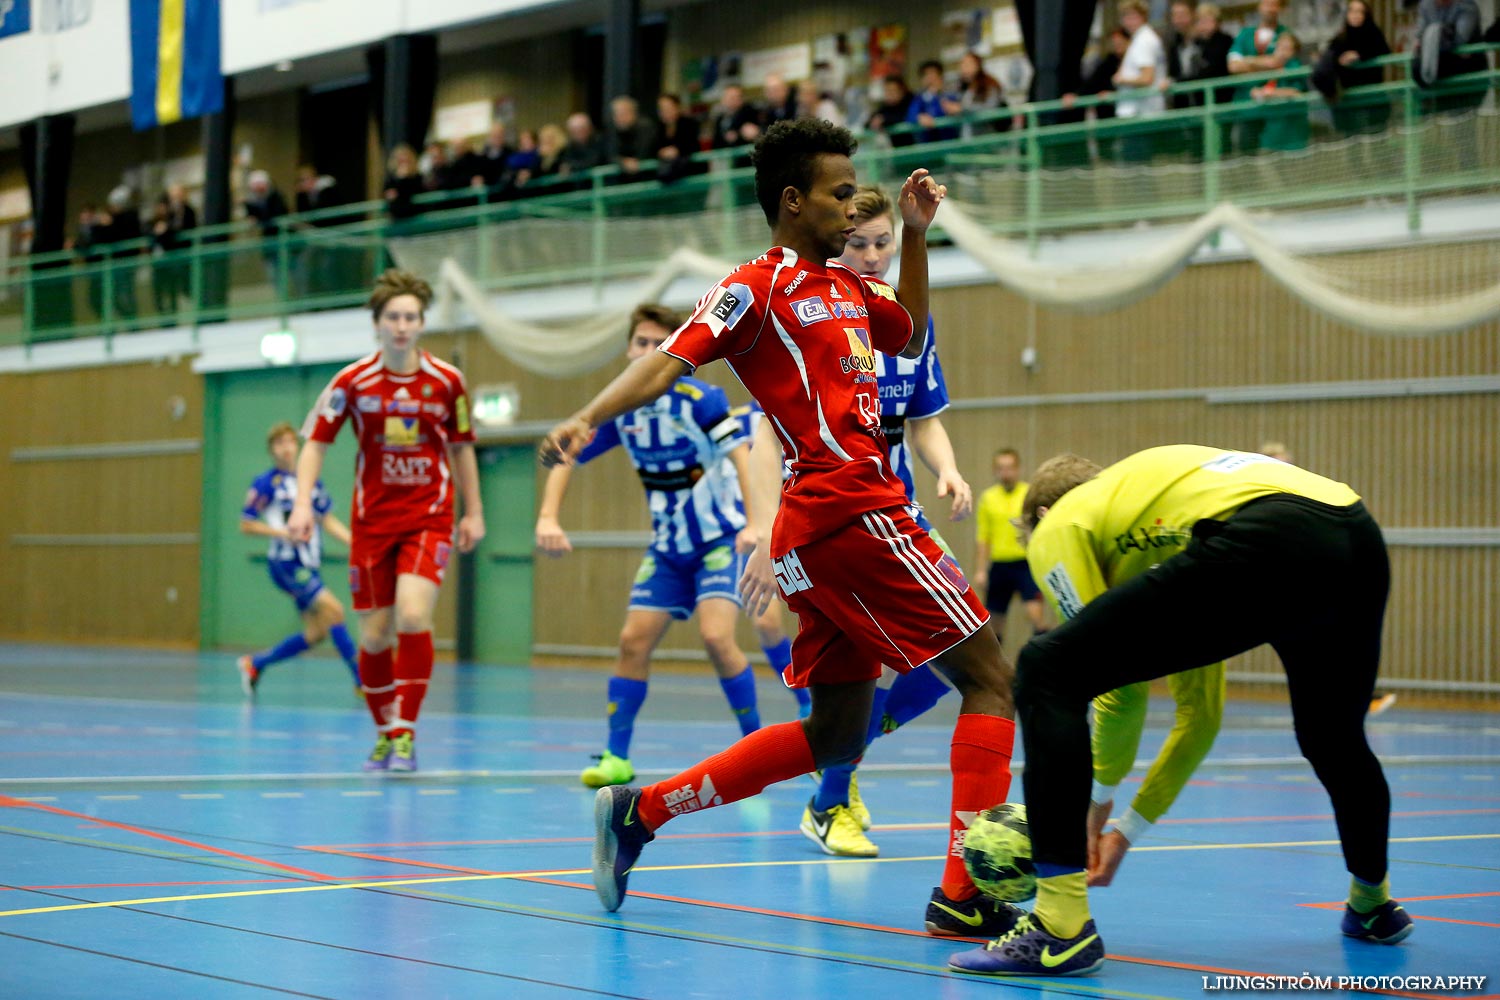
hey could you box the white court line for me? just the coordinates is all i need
[5,753,1499,788]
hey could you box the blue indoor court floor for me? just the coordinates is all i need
[0,642,1497,999]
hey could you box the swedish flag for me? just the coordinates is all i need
[129,0,223,131]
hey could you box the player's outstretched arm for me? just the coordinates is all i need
[534,464,575,558]
[320,511,353,548]
[539,353,689,467]
[287,440,329,543]
[240,518,287,540]
[739,417,786,617]
[451,443,486,553]
[908,415,972,521]
[894,169,946,360]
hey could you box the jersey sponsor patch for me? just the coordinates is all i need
[1044,563,1085,619]
[840,328,876,374]
[1201,451,1279,473]
[356,394,381,412]
[455,395,471,434]
[698,282,752,337]
[865,280,897,301]
[322,387,346,419]
[935,553,970,593]
[792,296,832,326]
[384,415,421,447]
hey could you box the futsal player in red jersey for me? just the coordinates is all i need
[288,269,485,772]
[541,119,1020,935]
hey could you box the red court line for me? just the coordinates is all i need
[528,877,1459,998]
[1303,890,1500,906]
[299,846,509,877]
[0,794,335,881]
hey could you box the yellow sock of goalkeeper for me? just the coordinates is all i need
[1032,869,1091,938]
[1348,875,1391,914]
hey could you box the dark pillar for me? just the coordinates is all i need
[200,75,236,316]
[603,0,642,106]
[368,33,438,157]
[21,113,77,333]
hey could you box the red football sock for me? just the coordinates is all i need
[359,648,395,730]
[942,713,1017,900]
[636,721,815,831]
[390,631,434,733]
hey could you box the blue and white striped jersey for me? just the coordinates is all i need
[876,319,950,531]
[579,377,748,555]
[242,469,333,567]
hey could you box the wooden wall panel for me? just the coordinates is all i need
[2,360,204,645]
[435,34,582,138]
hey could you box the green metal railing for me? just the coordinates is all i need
[2,44,1495,350]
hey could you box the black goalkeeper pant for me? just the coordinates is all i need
[1016,496,1392,885]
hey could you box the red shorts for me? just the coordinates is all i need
[775,506,989,687]
[348,525,454,612]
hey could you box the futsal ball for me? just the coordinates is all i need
[962,802,1036,902]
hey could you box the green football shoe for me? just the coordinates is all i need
[581,751,635,788]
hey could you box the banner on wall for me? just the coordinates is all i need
[129,0,224,130]
[740,42,811,87]
[434,99,493,142]
[868,24,908,86]
[0,0,30,39]
[941,9,991,67]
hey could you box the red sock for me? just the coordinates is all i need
[636,721,814,831]
[359,648,395,730]
[391,631,434,733]
[942,713,1017,900]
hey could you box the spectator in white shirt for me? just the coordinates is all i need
[1114,0,1168,163]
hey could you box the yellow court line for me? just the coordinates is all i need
[4,832,1493,919]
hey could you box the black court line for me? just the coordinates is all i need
[3,882,652,999]
[0,929,337,998]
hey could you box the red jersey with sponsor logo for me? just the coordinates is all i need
[660,247,915,557]
[302,351,476,531]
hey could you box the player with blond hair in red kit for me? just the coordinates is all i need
[289,268,485,772]
[541,119,1020,936]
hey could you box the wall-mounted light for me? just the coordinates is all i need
[473,384,520,427]
[260,330,297,366]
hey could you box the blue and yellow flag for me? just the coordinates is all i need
[129,0,223,131]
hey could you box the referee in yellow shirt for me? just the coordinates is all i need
[973,449,1047,640]
[949,445,1410,978]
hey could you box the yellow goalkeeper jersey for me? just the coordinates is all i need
[1027,445,1359,619]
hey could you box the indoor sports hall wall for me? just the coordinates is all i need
[0,360,204,645]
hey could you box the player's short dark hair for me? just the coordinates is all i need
[266,421,298,448]
[750,118,858,227]
[368,268,432,321]
[919,60,944,77]
[995,447,1021,463]
[629,303,684,338]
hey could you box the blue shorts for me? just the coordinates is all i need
[628,543,745,621]
[985,559,1039,612]
[268,560,326,613]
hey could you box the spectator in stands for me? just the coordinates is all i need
[1165,0,1201,109]
[955,51,1008,136]
[534,123,568,181]
[1059,29,1127,164]
[1114,1,1168,161]
[422,141,459,191]
[560,112,608,177]
[149,184,195,315]
[294,165,341,296]
[1412,0,1483,94]
[450,137,484,191]
[382,144,425,220]
[475,122,515,188]
[1248,30,1309,151]
[907,59,960,142]
[245,169,289,239]
[506,129,542,186]
[655,93,703,180]
[794,79,845,126]
[71,204,105,318]
[605,96,659,181]
[101,185,141,322]
[866,73,915,145]
[1229,0,1295,152]
[1313,2,1392,134]
[1185,4,1234,98]
[761,74,798,127]
[711,84,761,148]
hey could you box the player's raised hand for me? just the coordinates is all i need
[535,516,573,558]
[898,168,946,232]
[286,503,316,544]
[538,416,594,468]
[457,513,485,554]
[739,541,780,619]
[936,469,973,521]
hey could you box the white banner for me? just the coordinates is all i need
[741,42,812,86]
[0,1,132,129]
